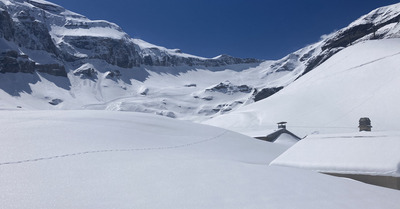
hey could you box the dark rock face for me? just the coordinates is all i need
[0,50,35,74]
[302,48,341,75]
[49,98,63,105]
[105,70,121,79]
[184,84,197,87]
[36,64,67,77]
[65,36,141,68]
[322,24,376,51]
[301,11,400,76]
[253,87,284,102]
[202,96,214,101]
[14,11,58,54]
[198,100,244,116]
[0,10,15,41]
[214,101,244,114]
[139,50,260,67]
[301,23,378,75]
[0,50,67,76]
[206,81,253,95]
[201,54,260,67]
[73,67,98,79]
[0,6,65,77]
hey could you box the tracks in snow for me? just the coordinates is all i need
[0,130,229,166]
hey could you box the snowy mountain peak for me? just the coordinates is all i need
[1,1,400,122]
[0,0,261,71]
[350,3,400,27]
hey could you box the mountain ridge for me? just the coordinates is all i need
[0,0,399,121]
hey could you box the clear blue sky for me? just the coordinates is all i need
[49,0,400,60]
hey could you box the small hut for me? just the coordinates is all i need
[359,117,372,132]
[255,122,301,146]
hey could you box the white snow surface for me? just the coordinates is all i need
[273,133,300,147]
[51,25,127,39]
[1,110,400,209]
[205,39,400,137]
[271,131,400,177]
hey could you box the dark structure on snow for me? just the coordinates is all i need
[255,122,301,143]
[359,117,372,132]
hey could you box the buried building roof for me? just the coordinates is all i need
[255,129,301,146]
[270,131,400,177]
[254,122,301,146]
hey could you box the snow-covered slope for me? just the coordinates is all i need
[2,1,400,121]
[205,38,400,136]
[1,110,399,209]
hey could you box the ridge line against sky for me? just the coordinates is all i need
[48,0,400,60]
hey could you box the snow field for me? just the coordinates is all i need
[1,110,399,209]
[205,39,400,137]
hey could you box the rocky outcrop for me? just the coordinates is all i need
[206,81,253,95]
[73,67,97,79]
[64,36,142,68]
[139,50,260,67]
[301,5,400,76]
[0,50,35,74]
[105,70,121,79]
[253,87,284,102]
[36,63,67,77]
[0,10,15,41]
[14,10,58,54]
[0,50,67,76]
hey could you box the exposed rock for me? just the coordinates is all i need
[139,87,149,95]
[65,36,141,68]
[73,67,97,79]
[36,64,67,77]
[14,12,58,55]
[253,87,284,102]
[184,84,197,87]
[136,45,262,67]
[206,81,253,95]
[49,98,63,105]
[198,108,219,116]
[0,50,67,76]
[0,10,15,41]
[202,96,214,101]
[105,70,121,79]
[0,50,35,74]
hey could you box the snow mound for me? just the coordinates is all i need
[271,131,400,177]
[0,110,400,208]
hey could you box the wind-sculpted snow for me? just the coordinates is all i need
[1,110,399,209]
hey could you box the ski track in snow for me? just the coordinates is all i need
[326,51,400,77]
[0,130,229,166]
[296,50,400,86]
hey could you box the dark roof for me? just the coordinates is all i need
[255,129,301,142]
